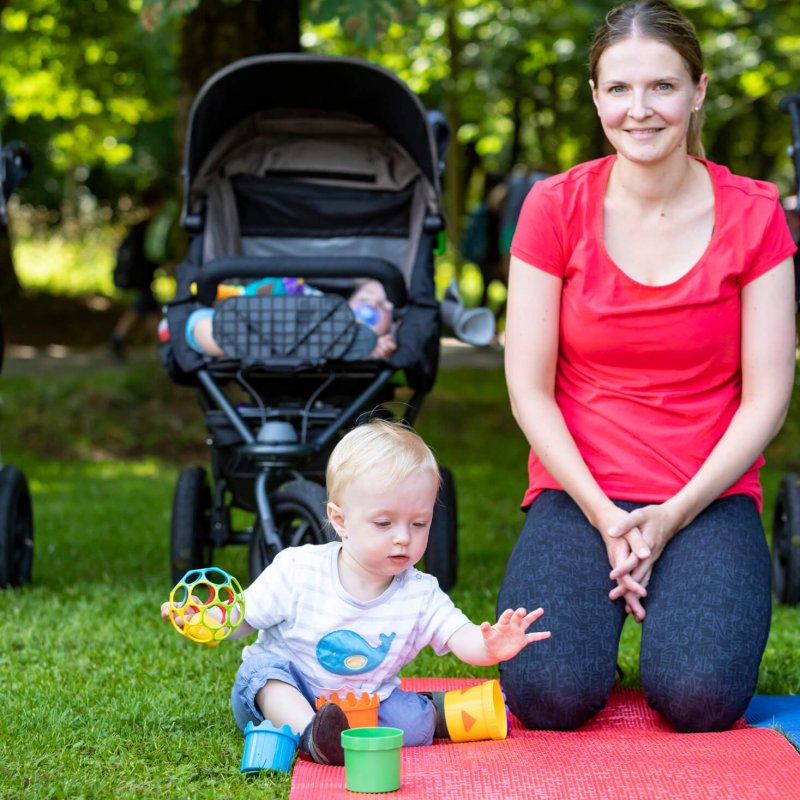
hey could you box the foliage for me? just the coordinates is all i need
[3,0,800,295]
[0,0,179,213]
[140,0,421,43]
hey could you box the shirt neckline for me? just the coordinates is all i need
[329,541,403,608]
[595,155,718,290]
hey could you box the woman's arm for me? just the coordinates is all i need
[504,256,649,611]
[609,257,796,592]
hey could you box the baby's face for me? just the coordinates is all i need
[349,280,394,336]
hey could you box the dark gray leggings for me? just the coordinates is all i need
[497,490,771,733]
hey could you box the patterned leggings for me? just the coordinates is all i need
[497,490,771,733]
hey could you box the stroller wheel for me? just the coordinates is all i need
[0,465,34,588]
[425,466,458,593]
[772,473,800,604]
[249,478,334,582]
[170,466,213,585]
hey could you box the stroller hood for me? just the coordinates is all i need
[182,54,443,226]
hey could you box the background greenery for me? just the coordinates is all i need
[1,356,799,799]
[2,0,800,303]
[1,1,799,797]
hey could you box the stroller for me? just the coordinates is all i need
[0,138,34,589]
[161,54,458,591]
[771,90,800,604]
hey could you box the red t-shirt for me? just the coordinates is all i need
[510,155,797,510]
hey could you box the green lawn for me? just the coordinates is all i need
[1,354,799,799]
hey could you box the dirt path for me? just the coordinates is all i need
[2,337,504,378]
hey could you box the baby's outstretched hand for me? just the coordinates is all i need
[481,607,550,662]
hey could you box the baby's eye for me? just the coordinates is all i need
[412,520,429,529]
[373,519,391,528]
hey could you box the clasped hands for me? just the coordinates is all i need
[601,502,682,623]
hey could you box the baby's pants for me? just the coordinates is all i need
[497,490,771,733]
[230,654,436,746]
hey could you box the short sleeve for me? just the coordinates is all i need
[509,180,566,278]
[411,577,471,656]
[243,548,293,629]
[741,189,798,286]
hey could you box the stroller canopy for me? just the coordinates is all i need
[182,54,443,213]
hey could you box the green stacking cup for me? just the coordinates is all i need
[341,727,403,793]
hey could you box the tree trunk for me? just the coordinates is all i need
[176,0,300,158]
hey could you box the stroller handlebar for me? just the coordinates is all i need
[194,256,409,308]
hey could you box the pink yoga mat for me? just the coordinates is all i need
[289,678,800,800]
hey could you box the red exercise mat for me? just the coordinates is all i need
[289,678,800,800]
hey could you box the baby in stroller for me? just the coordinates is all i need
[185,277,396,361]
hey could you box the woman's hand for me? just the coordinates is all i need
[606,501,684,620]
[594,504,650,619]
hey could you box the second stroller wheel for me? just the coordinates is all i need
[772,473,800,604]
[170,466,213,585]
[249,478,334,582]
[0,465,34,588]
[425,466,458,593]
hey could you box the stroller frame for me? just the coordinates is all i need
[163,54,458,591]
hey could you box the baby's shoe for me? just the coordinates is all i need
[299,702,350,766]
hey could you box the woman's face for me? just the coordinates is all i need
[590,36,707,166]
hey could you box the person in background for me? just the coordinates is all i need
[109,185,174,359]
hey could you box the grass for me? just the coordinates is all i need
[1,354,800,798]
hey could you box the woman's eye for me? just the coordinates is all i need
[609,85,626,94]
[656,82,673,91]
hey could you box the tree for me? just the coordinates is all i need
[0,0,178,299]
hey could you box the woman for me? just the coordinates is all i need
[498,0,797,733]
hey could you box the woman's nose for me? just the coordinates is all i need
[628,90,652,119]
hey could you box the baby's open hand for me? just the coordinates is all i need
[480,607,550,662]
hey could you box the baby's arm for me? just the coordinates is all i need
[445,608,550,666]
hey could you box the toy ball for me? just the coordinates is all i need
[168,567,245,646]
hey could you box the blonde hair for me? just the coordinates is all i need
[589,0,706,158]
[326,419,440,504]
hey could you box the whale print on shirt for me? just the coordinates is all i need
[316,630,396,675]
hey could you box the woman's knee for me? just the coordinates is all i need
[643,670,751,732]
[500,661,614,731]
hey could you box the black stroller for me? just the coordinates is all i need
[0,138,34,589]
[161,54,458,591]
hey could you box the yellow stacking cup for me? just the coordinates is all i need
[443,679,508,742]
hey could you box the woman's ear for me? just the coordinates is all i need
[589,79,599,110]
[327,501,346,539]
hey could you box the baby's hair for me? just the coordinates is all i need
[326,419,440,504]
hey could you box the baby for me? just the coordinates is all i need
[161,420,550,766]
[186,278,396,360]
